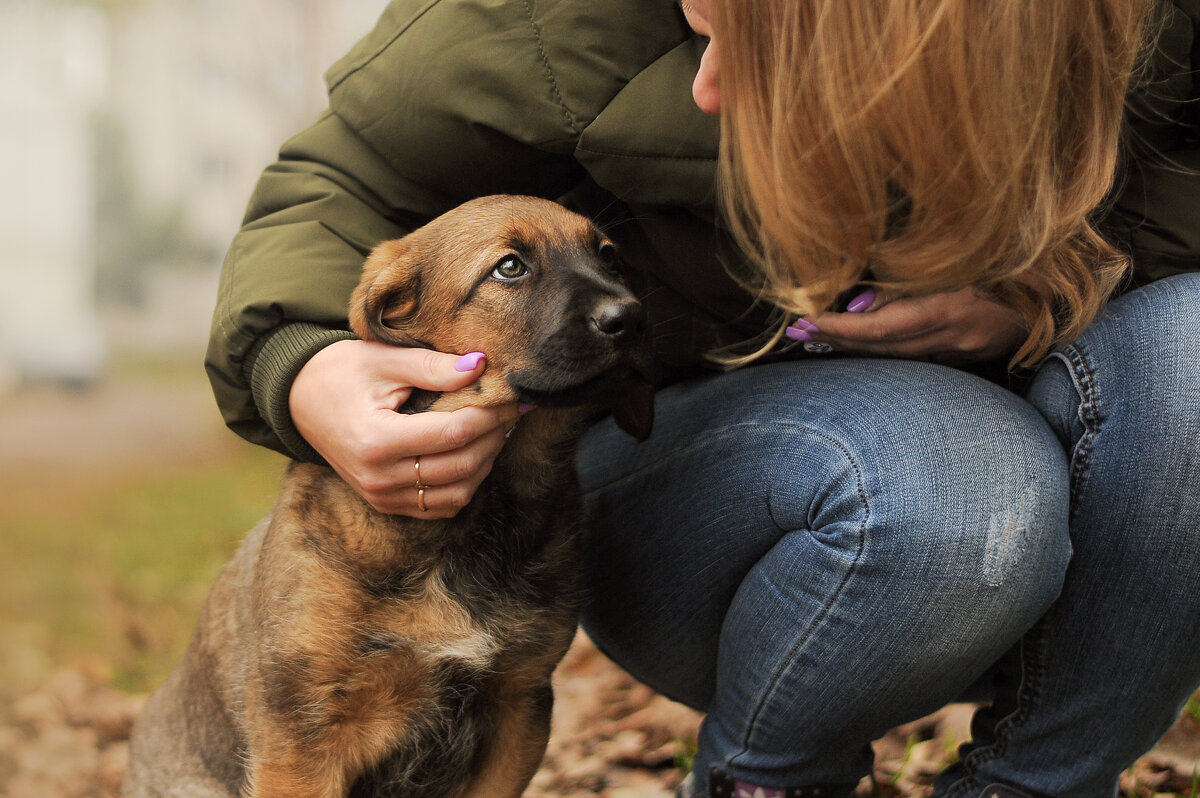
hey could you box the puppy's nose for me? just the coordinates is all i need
[592,299,646,342]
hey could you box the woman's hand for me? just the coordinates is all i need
[289,339,521,518]
[801,287,1029,364]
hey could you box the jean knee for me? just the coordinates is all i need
[1030,274,1200,506]
[692,376,1073,780]
[761,363,1072,626]
[579,360,1073,715]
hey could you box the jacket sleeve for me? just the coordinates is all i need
[1099,0,1200,287]
[204,0,680,459]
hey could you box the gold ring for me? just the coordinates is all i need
[414,456,428,512]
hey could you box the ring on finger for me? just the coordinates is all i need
[414,456,428,512]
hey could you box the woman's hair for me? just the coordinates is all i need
[711,0,1153,368]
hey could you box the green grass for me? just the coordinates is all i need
[0,443,286,695]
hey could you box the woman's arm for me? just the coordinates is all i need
[206,0,602,461]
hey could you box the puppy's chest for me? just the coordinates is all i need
[366,499,583,672]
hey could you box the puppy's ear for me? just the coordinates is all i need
[349,238,423,346]
[611,382,654,441]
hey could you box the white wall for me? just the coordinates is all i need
[0,2,109,385]
[0,0,390,384]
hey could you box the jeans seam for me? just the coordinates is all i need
[1051,345,1103,525]
[728,429,871,767]
[947,616,1050,797]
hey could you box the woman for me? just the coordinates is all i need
[206,0,1200,795]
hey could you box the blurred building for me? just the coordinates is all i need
[0,2,109,387]
[107,0,389,253]
[0,0,389,386]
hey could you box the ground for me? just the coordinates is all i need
[1,366,1198,797]
[4,640,1200,798]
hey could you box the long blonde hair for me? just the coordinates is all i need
[712,0,1153,368]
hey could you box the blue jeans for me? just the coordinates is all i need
[575,273,1200,797]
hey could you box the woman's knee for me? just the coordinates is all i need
[596,358,1075,591]
[1030,273,1200,428]
[1028,275,1200,484]
[759,360,1071,598]
[1028,273,1200,553]
[580,360,1073,700]
[686,369,1073,776]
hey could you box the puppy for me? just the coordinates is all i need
[124,195,653,798]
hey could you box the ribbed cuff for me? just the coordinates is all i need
[243,322,357,463]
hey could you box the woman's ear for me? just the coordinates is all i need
[349,238,423,346]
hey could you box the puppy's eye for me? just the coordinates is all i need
[598,243,621,275]
[491,255,529,281]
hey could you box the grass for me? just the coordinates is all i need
[0,439,286,695]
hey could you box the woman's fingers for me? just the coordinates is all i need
[352,419,513,517]
[288,339,522,517]
[798,288,1028,363]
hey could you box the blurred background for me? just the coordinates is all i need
[1,0,389,390]
[0,0,389,695]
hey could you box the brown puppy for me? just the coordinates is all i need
[124,195,653,798]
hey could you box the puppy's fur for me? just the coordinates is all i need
[124,195,653,798]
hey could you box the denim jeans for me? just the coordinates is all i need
[575,273,1200,797]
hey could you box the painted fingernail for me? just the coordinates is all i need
[455,352,486,372]
[791,317,821,334]
[518,403,537,415]
[846,290,877,313]
[785,326,813,342]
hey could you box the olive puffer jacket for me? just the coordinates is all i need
[206,0,1200,462]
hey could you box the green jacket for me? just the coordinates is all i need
[207,0,1200,462]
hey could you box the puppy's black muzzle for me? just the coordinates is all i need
[591,297,647,345]
[511,283,653,407]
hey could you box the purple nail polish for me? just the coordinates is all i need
[791,317,821,334]
[518,403,537,415]
[455,352,486,372]
[846,290,876,313]
[785,326,813,342]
